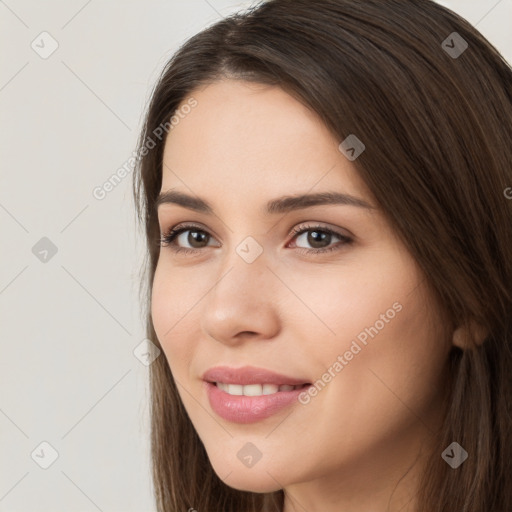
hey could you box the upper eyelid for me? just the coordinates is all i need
[161,220,212,235]
[290,222,350,237]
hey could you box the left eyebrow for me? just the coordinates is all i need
[155,190,376,214]
[266,191,376,213]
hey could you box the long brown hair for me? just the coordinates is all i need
[132,1,512,510]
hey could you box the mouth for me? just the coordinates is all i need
[209,381,311,397]
[202,366,312,423]
[204,375,313,423]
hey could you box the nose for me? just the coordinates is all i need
[200,252,281,345]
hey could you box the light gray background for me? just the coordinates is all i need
[1,1,511,511]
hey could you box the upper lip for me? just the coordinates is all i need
[202,366,311,386]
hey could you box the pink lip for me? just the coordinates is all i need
[204,382,310,423]
[202,365,310,386]
[202,366,311,424]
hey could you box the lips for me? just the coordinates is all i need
[202,365,311,387]
[202,366,312,423]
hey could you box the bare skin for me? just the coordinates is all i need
[151,79,453,512]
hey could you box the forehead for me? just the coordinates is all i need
[161,79,371,205]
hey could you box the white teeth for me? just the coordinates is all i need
[217,382,229,393]
[262,384,279,395]
[216,382,302,396]
[226,384,243,395]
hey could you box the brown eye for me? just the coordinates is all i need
[183,230,210,248]
[293,228,346,250]
[303,230,333,249]
[288,223,353,255]
[159,224,220,252]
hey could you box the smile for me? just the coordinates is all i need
[214,382,309,396]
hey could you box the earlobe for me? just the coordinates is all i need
[452,319,488,349]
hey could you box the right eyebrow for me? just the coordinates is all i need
[155,190,213,213]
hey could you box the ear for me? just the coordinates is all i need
[452,318,488,349]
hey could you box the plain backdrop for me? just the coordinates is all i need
[1,1,511,511]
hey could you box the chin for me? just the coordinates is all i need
[223,475,283,494]
[209,458,284,493]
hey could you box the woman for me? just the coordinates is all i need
[132,0,512,510]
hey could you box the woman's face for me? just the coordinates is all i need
[151,79,452,503]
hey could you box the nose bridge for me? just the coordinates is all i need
[214,230,271,289]
[200,238,280,341]
[209,239,271,308]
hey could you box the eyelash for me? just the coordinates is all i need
[158,222,353,256]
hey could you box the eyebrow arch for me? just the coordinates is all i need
[155,190,376,214]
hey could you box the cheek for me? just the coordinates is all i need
[280,267,448,474]
[287,250,448,409]
[275,250,416,352]
[150,262,199,372]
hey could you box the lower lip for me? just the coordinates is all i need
[205,381,310,424]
